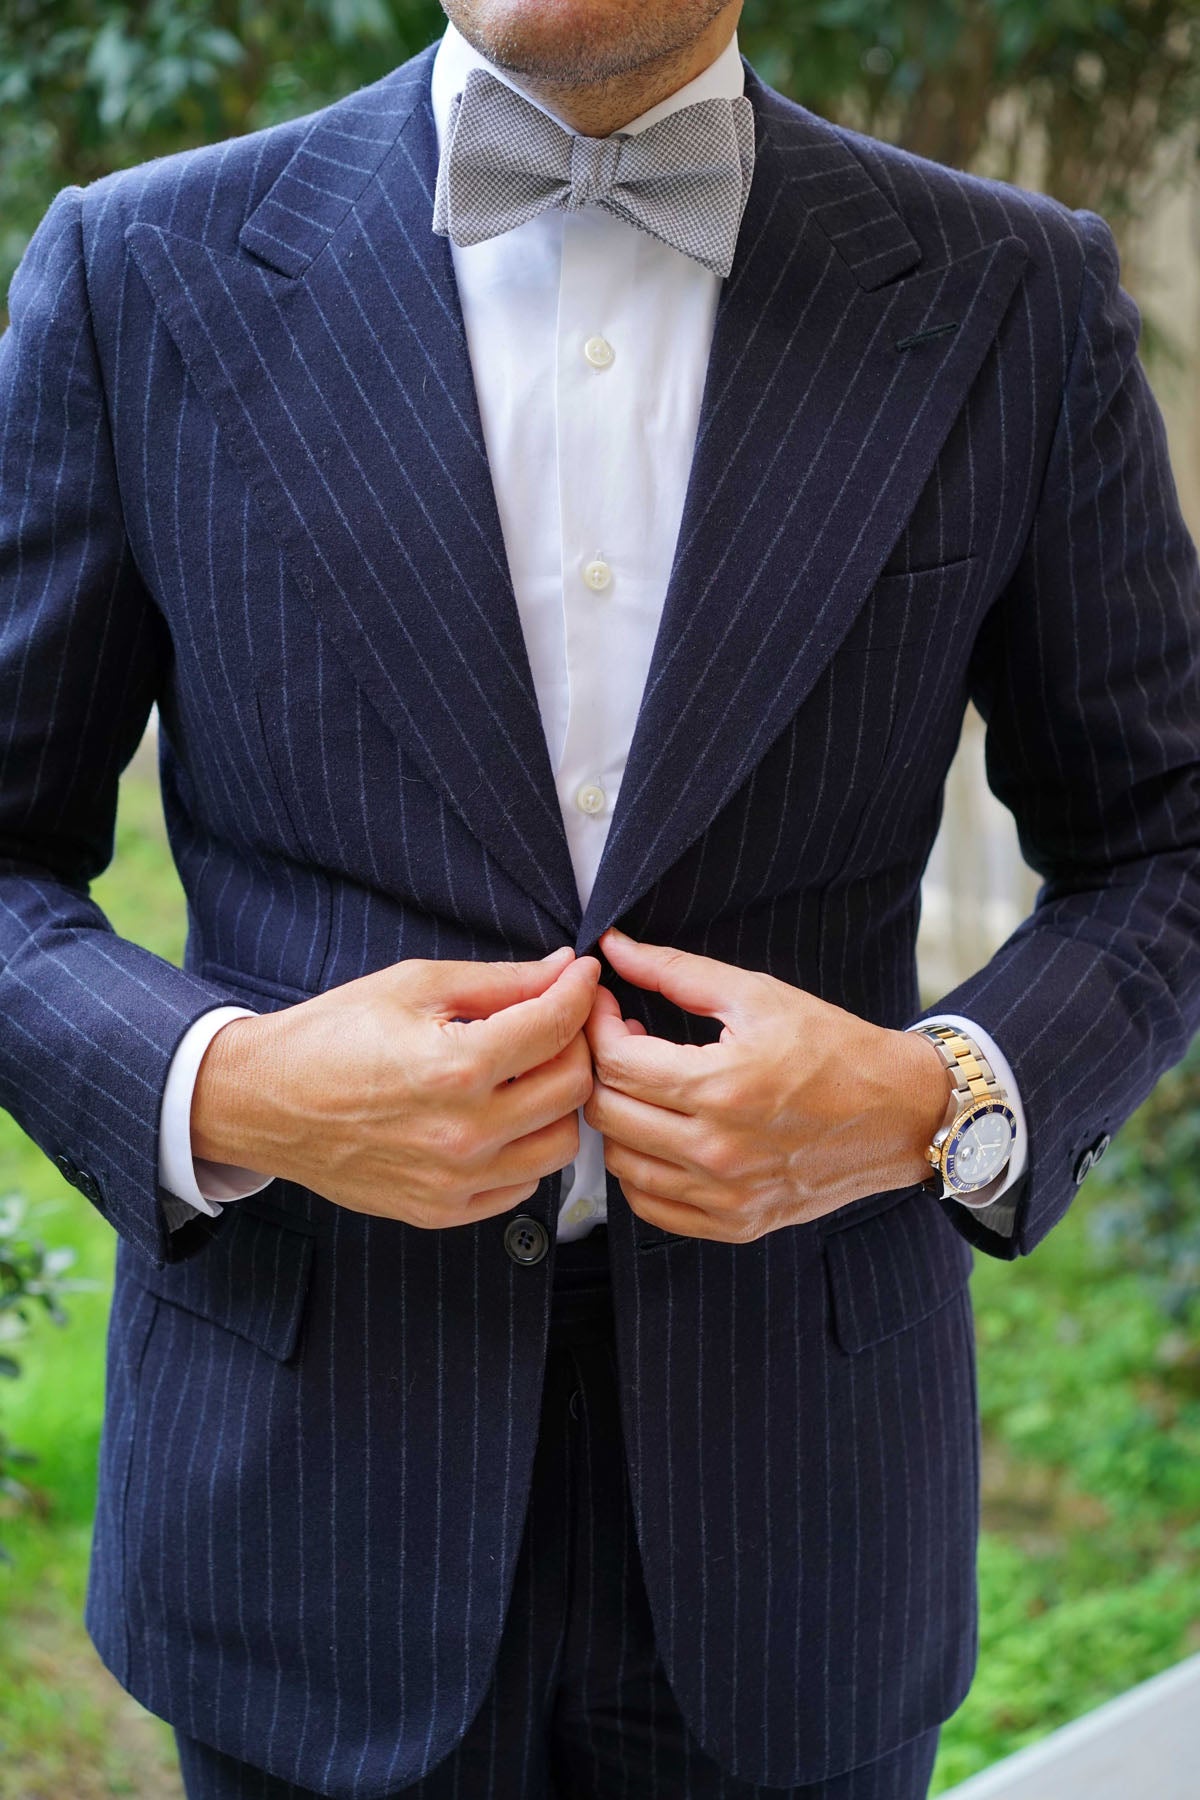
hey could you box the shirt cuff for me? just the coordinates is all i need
[158,1007,274,1218]
[905,1012,1028,1210]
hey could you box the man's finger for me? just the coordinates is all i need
[498,1037,594,1139]
[472,955,601,1082]
[621,1184,747,1244]
[586,994,704,1109]
[603,1137,704,1207]
[600,927,759,1023]
[412,946,576,1019]
[587,1081,699,1161]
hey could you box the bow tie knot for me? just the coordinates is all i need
[432,66,756,278]
[569,134,624,209]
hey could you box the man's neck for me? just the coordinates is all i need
[471,7,740,138]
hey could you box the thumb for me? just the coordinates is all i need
[599,928,756,1024]
[411,946,576,1019]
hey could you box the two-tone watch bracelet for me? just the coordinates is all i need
[916,1024,1009,1115]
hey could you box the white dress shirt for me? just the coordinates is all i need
[159,21,1028,1231]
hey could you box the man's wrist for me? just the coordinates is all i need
[190,1012,282,1171]
[890,1025,955,1189]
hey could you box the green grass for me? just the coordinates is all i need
[932,1220,1200,1789]
[0,756,188,1796]
[2,759,1198,1794]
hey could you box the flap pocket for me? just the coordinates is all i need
[823,1190,973,1354]
[137,1199,315,1362]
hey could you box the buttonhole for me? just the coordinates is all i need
[896,321,960,352]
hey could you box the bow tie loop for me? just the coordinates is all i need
[432,66,756,278]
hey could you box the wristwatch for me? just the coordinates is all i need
[912,1024,1017,1199]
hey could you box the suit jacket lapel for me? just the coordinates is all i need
[126,43,1029,950]
[126,42,583,936]
[577,64,1029,949]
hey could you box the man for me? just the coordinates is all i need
[1,0,1197,1794]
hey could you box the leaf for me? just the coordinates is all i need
[86,18,144,130]
[195,28,247,70]
[323,0,395,45]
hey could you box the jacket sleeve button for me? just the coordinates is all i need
[1092,1132,1111,1162]
[1073,1147,1094,1186]
[52,1152,79,1186]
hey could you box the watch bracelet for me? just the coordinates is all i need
[916,1024,1006,1108]
[912,1025,1015,1199]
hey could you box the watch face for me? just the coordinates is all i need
[945,1102,1017,1192]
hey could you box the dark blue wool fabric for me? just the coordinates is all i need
[173,1230,942,1799]
[1,34,1199,1799]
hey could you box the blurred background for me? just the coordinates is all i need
[1,4,1198,1796]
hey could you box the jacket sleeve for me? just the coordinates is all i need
[0,186,265,1267]
[910,207,1200,1262]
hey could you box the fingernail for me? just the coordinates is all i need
[541,946,573,961]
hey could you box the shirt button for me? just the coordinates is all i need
[565,1196,598,1228]
[575,782,606,816]
[583,559,612,592]
[584,335,614,369]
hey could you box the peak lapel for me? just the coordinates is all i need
[126,44,582,936]
[577,68,1029,949]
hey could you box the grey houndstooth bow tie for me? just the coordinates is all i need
[432,67,756,278]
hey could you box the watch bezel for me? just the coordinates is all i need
[937,1098,1017,1194]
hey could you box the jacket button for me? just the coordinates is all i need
[503,1215,549,1266]
[53,1152,79,1186]
[77,1169,100,1202]
[1092,1132,1111,1162]
[1073,1148,1094,1186]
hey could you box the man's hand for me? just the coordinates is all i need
[190,948,600,1227]
[585,928,952,1243]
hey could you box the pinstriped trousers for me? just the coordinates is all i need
[174,1230,940,1800]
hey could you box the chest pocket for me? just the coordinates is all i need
[836,554,978,654]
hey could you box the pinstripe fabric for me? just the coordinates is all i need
[1,33,1199,1798]
[172,1248,942,1799]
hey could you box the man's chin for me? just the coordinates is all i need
[444,0,713,88]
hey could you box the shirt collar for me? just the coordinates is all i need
[430,16,744,154]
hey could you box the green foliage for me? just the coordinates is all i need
[931,1178,1200,1787]
[0,1195,98,1556]
[934,1536,1200,1787]
[974,1231,1200,1527]
[743,0,1200,221]
[1088,1035,1200,1325]
[0,0,445,297]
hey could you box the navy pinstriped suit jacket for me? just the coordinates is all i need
[2,36,1199,1797]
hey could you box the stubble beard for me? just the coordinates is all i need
[443,0,734,88]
